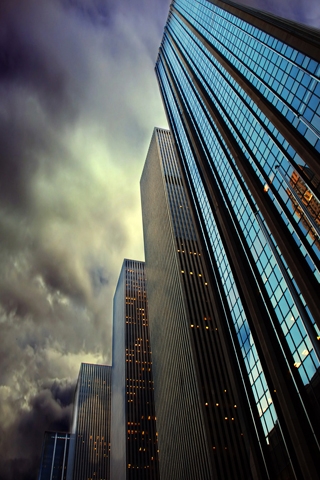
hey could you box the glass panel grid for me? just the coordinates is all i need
[174,0,320,150]
[169,12,320,268]
[161,32,319,387]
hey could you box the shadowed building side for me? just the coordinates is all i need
[141,128,265,480]
[111,259,159,480]
[66,363,111,480]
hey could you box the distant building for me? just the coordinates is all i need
[111,259,159,480]
[153,1,320,479]
[66,363,111,480]
[38,432,70,480]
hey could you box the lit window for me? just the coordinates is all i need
[304,190,313,201]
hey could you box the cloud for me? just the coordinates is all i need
[0,0,169,477]
[0,380,74,480]
[239,0,320,27]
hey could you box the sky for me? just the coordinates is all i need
[0,0,319,479]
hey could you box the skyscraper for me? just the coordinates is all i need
[152,1,320,479]
[111,259,159,480]
[141,128,264,480]
[38,432,70,480]
[66,363,111,480]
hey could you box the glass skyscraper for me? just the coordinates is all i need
[154,1,320,479]
[38,432,70,480]
[66,363,111,480]
[111,259,159,480]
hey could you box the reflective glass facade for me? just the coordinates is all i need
[38,432,70,480]
[111,260,159,480]
[66,363,111,480]
[155,1,320,479]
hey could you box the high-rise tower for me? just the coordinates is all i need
[141,128,264,480]
[66,363,111,480]
[111,259,159,480]
[154,1,320,479]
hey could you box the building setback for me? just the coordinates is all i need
[66,363,111,480]
[38,432,70,480]
[111,259,159,480]
[153,1,320,479]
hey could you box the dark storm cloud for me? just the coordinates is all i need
[1,380,74,480]
[0,0,95,208]
[239,0,320,26]
[0,0,169,478]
